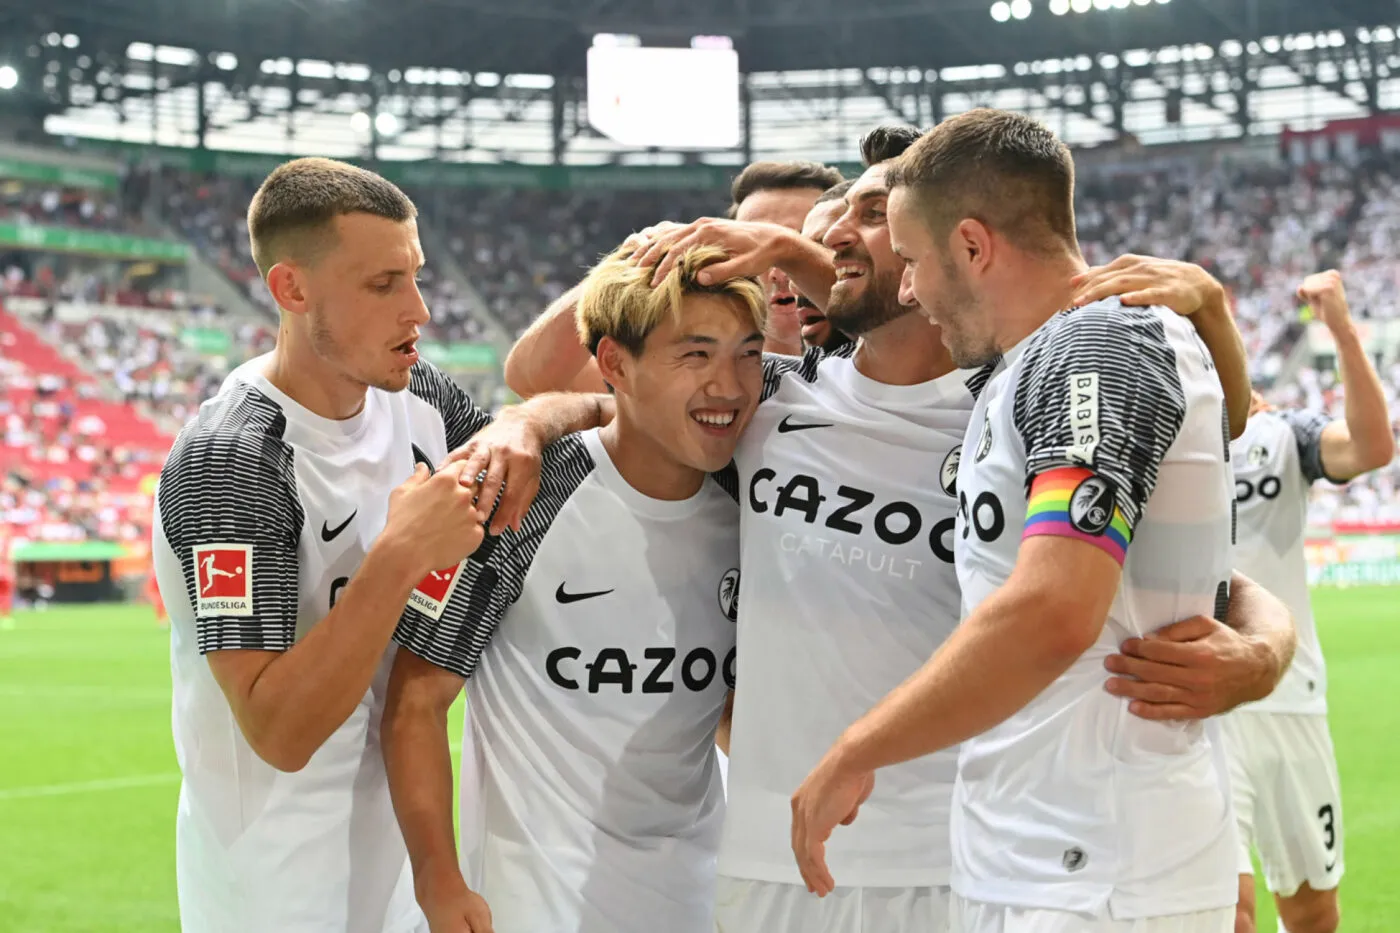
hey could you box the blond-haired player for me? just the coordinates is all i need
[383,244,767,933]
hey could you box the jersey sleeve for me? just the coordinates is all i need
[1280,408,1339,485]
[392,434,595,680]
[1012,305,1188,565]
[158,392,304,653]
[409,359,493,449]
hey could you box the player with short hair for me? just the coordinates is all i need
[727,159,847,223]
[382,243,765,933]
[155,157,602,933]
[790,108,1252,933]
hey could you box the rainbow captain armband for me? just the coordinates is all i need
[1023,466,1133,565]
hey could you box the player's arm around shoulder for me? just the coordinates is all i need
[382,648,494,932]
[1105,570,1297,721]
[1071,255,1251,437]
[503,283,608,399]
[419,358,612,536]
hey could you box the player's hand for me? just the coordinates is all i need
[384,462,487,577]
[440,409,545,536]
[419,871,495,933]
[790,747,875,897]
[1105,615,1272,721]
[1070,254,1227,318]
[631,218,794,286]
[620,221,687,259]
[1297,269,1351,332]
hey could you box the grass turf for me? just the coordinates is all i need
[0,588,1394,930]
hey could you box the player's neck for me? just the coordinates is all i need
[263,341,368,422]
[599,418,707,502]
[993,249,1088,352]
[854,311,957,386]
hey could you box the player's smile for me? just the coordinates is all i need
[690,407,741,437]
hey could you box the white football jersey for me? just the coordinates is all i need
[155,356,490,933]
[718,344,988,888]
[393,428,738,933]
[1230,409,1336,715]
[952,299,1238,919]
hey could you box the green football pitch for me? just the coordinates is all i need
[0,588,1395,931]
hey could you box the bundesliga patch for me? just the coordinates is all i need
[192,544,253,617]
[408,559,468,621]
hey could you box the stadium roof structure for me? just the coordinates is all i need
[5,0,1400,163]
[5,0,1395,75]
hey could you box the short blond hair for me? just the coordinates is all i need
[576,244,766,356]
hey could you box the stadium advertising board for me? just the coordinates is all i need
[0,222,188,262]
[0,157,119,190]
[1306,532,1400,586]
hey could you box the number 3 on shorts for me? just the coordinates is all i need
[1318,803,1338,869]
[1317,804,1336,850]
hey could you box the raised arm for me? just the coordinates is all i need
[502,284,606,399]
[1298,270,1397,480]
[383,650,494,932]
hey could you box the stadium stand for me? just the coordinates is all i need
[4,147,1400,555]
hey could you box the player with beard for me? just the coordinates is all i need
[503,161,840,397]
[790,109,1258,933]
[514,125,1293,933]
[794,180,856,354]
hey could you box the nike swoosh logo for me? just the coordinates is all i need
[555,584,614,604]
[1325,858,1338,873]
[321,512,358,542]
[777,415,833,434]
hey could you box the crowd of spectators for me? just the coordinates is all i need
[0,352,161,546]
[2,145,1399,551]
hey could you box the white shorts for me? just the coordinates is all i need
[949,895,1232,933]
[1221,710,1344,897]
[715,876,951,933]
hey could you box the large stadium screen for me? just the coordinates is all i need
[586,34,740,149]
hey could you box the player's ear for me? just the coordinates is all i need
[266,262,309,315]
[955,218,993,276]
[594,336,631,395]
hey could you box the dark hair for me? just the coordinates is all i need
[248,157,416,277]
[727,160,845,217]
[814,178,856,205]
[860,125,923,167]
[885,108,1077,254]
